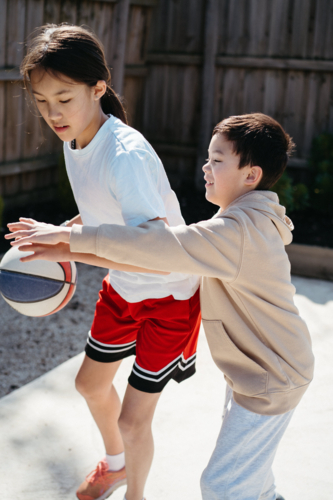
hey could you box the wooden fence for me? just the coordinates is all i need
[1,0,333,207]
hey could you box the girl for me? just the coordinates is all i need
[13,24,200,500]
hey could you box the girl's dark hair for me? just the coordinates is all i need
[213,113,295,190]
[20,23,127,124]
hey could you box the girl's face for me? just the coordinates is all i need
[30,68,107,149]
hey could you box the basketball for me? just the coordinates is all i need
[0,246,77,317]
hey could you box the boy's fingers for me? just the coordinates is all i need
[19,217,37,224]
[7,222,34,232]
[10,235,35,246]
[6,230,32,241]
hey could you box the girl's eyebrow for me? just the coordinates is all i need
[32,89,71,96]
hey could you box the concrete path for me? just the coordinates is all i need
[1,275,333,500]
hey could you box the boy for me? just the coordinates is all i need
[8,113,314,499]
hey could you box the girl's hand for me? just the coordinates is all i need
[5,218,71,246]
[16,242,73,263]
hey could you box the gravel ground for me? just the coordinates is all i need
[0,263,107,398]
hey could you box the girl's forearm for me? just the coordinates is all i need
[65,214,83,227]
[70,251,169,275]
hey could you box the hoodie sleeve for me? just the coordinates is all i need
[70,217,242,281]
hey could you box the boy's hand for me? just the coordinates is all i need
[5,218,71,246]
[15,242,73,263]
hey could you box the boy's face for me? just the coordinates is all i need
[203,133,259,209]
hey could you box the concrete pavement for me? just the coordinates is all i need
[1,275,333,500]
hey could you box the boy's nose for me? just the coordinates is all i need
[202,162,210,172]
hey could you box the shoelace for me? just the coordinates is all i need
[86,461,109,483]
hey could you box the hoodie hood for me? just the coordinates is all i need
[225,191,294,245]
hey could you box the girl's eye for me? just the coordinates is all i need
[37,99,46,103]
[60,99,71,104]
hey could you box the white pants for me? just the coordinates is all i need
[200,386,294,500]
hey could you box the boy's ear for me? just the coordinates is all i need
[245,166,262,187]
[93,80,107,100]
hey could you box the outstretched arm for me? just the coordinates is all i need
[5,218,169,275]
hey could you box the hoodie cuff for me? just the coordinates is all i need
[70,224,98,255]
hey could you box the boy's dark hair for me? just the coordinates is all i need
[20,24,127,124]
[213,113,295,190]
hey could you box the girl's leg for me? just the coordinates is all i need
[118,385,162,500]
[75,355,123,454]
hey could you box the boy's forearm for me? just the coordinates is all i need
[70,219,241,280]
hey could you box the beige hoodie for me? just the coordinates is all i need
[70,191,314,415]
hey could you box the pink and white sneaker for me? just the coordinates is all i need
[76,459,126,500]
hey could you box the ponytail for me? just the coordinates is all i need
[101,88,127,125]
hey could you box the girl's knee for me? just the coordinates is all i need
[75,372,107,400]
[118,411,151,445]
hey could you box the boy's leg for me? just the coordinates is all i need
[118,385,162,500]
[200,387,294,500]
[75,355,124,454]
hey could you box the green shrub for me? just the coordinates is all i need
[270,172,309,213]
[57,153,78,215]
[308,133,333,214]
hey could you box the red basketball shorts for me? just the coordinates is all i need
[85,276,201,393]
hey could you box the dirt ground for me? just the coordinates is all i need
[0,263,106,397]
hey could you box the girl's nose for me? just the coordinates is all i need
[48,106,62,120]
[202,161,210,172]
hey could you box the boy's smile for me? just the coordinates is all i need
[203,133,261,210]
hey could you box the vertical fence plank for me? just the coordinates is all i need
[263,70,288,127]
[22,0,45,163]
[0,81,5,164]
[304,73,320,156]
[317,73,331,132]
[225,0,247,55]
[6,0,26,67]
[44,0,61,24]
[112,0,130,95]
[220,68,245,119]
[243,69,266,113]
[180,66,200,144]
[60,0,77,24]
[283,71,305,155]
[123,76,143,127]
[290,0,312,58]
[324,0,333,59]
[126,6,148,65]
[313,0,330,58]
[5,0,26,162]
[247,0,269,56]
[196,0,219,188]
[328,74,333,133]
[216,0,230,55]
[267,0,290,56]
[0,0,7,67]
[0,0,7,164]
